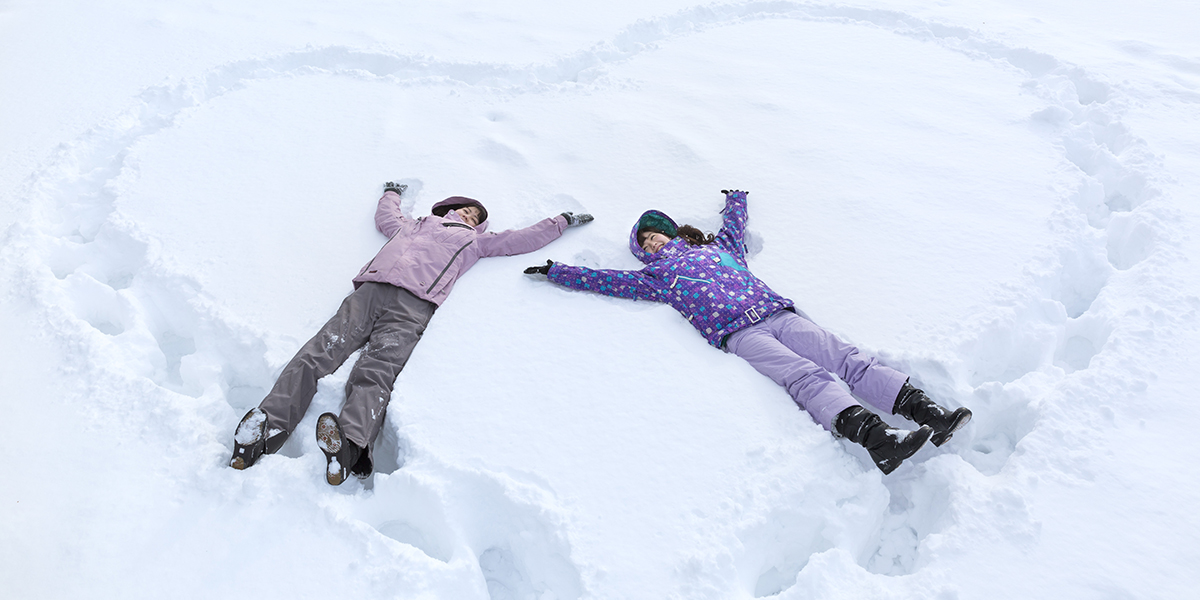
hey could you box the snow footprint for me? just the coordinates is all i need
[1054,314,1113,373]
[340,458,585,600]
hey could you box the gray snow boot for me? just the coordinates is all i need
[230,407,289,469]
[316,413,363,486]
[834,406,933,475]
[892,382,972,447]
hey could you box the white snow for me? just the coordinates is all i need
[3,1,1200,598]
[233,409,265,445]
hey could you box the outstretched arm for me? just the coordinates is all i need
[476,212,594,257]
[713,189,749,255]
[374,186,412,238]
[534,261,662,301]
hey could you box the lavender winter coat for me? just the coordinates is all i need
[354,192,569,306]
[547,191,794,347]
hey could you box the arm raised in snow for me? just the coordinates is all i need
[374,190,410,238]
[546,262,661,301]
[475,215,569,258]
[714,190,749,255]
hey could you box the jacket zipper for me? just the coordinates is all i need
[442,222,474,230]
[426,241,474,294]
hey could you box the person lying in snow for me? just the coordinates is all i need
[524,190,969,474]
[231,182,593,485]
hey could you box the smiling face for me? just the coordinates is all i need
[638,230,672,254]
[455,205,482,227]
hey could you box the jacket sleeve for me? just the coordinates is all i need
[547,263,661,301]
[476,215,568,258]
[375,191,409,238]
[713,190,749,255]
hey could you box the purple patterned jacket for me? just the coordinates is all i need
[547,191,794,347]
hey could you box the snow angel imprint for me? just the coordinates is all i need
[230,182,593,485]
[524,190,970,474]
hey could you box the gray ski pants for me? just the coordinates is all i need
[258,282,436,450]
[724,310,907,431]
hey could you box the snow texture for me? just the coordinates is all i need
[233,408,265,445]
[2,1,1199,599]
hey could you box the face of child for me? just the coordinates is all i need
[639,231,671,254]
[455,206,482,227]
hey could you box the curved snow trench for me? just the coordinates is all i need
[3,1,1182,598]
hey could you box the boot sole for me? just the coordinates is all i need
[316,413,347,486]
[230,408,268,470]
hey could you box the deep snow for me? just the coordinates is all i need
[3,1,1200,599]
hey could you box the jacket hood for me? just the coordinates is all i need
[629,210,683,265]
[432,196,489,233]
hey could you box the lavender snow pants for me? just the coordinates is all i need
[258,282,435,449]
[724,310,907,431]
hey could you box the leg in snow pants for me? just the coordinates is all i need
[724,310,907,431]
[257,282,436,453]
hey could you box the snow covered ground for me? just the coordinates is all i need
[3,1,1199,598]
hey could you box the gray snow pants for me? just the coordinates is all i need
[724,310,907,431]
[258,282,436,451]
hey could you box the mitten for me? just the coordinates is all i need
[523,260,554,275]
[561,212,594,227]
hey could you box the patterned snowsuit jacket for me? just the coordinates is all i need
[547,191,794,347]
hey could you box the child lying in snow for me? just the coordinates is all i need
[524,190,970,474]
[230,182,592,485]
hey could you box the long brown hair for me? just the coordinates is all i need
[677,224,715,246]
[638,224,715,248]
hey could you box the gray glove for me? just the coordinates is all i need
[384,182,408,194]
[561,212,594,227]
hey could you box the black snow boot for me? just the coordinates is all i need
[349,446,373,481]
[892,382,972,447]
[316,412,363,486]
[834,406,933,475]
[230,407,289,470]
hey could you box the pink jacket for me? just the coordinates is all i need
[353,192,568,306]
